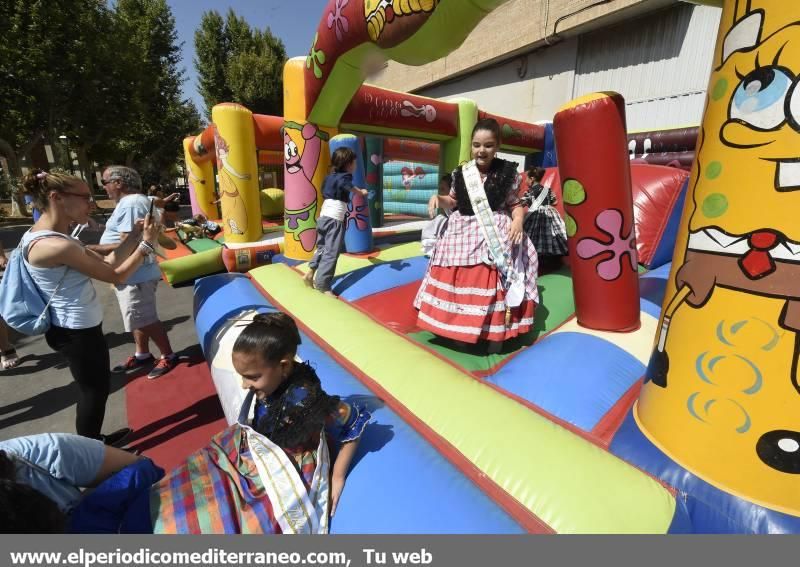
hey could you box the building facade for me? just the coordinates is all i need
[369,0,722,132]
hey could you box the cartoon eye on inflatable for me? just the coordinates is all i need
[787,73,800,132]
[730,66,793,130]
[284,141,299,161]
[756,430,800,474]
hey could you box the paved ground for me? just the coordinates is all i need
[0,210,201,442]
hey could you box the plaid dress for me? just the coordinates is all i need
[150,424,320,534]
[414,165,539,343]
[521,184,568,257]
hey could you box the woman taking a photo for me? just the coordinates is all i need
[20,169,161,446]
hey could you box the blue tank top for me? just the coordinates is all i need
[20,229,103,329]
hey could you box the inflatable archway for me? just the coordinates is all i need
[281,0,545,260]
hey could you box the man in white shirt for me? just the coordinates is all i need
[90,166,179,379]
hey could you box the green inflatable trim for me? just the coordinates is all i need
[441,99,478,173]
[296,242,421,277]
[186,238,222,254]
[384,0,511,66]
[160,248,225,285]
[309,0,512,126]
[249,263,676,533]
[410,266,576,373]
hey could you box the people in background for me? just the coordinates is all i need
[520,167,568,272]
[0,247,19,370]
[21,169,161,444]
[90,166,179,380]
[421,173,453,258]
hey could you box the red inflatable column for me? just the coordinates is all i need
[554,93,640,331]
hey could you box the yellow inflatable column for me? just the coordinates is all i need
[283,57,336,260]
[637,0,800,516]
[211,104,261,243]
[182,138,217,220]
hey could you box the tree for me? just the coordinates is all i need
[111,0,202,177]
[0,0,116,211]
[0,0,200,199]
[194,9,287,117]
[0,0,113,173]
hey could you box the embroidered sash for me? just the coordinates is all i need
[244,424,330,534]
[461,160,525,307]
[528,185,550,211]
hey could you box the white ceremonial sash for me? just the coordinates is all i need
[462,160,525,307]
[244,425,331,534]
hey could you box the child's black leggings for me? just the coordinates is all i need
[45,324,110,439]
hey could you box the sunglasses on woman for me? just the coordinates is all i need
[60,191,94,202]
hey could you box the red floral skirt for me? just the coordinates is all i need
[414,263,536,344]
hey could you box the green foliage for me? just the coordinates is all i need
[194,9,287,117]
[0,0,201,184]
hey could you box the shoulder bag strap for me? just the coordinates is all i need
[22,232,70,312]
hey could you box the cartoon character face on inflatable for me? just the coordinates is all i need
[693,2,800,240]
[639,0,800,516]
[283,123,322,253]
[214,129,249,236]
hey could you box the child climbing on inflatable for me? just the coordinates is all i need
[304,148,369,295]
[150,312,370,533]
[520,167,568,271]
[415,118,539,350]
[421,173,453,257]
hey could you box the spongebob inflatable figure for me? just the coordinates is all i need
[637,0,800,516]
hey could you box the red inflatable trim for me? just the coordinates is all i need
[342,85,459,138]
[383,138,440,164]
[479,110,545,152]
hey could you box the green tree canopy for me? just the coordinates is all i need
[111,0,202,177]
[0,0,200,187]
[194,9,287,118]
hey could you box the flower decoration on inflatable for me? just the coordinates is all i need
[576,209,637,281]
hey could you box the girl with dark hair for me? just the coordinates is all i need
[415,119,539,349]
[17,170,161,445]
[0,480,66,533]
[150,312,370,533]
[304,147,368,294]
[521,167,568,269]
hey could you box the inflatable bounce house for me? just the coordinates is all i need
[169,113,695,288]
[186,0,800,533]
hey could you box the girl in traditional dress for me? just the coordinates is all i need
[414,119,539,349]
[150,312,370,534]
[520,167,568,272]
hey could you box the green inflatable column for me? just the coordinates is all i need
[440,99,478,175]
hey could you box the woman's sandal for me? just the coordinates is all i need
[1,349,20,370]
